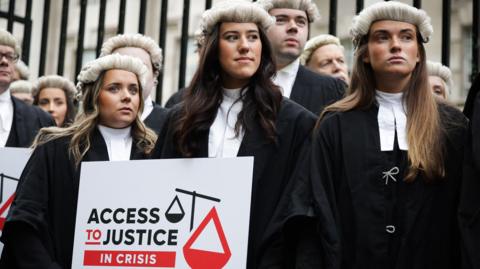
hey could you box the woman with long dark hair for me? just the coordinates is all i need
[33,75,77,127]
[152,1,318,267]
[305,2,467,268]
[0,54,157,268]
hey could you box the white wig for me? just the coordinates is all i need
[100,33,162,73]
[350,1,433,47]
[0,29,21,56]
[15,60,30,80]
[256,0,320,22]
[33,75,77,100]
[10,80,33,94]
[76,54,148,98]
[427,60,453,96]
[197,0,275,47]
[301,34,344,64]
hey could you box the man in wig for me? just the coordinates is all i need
[301,34,349,86]
[257,0,345,115]
[0,29,54,147]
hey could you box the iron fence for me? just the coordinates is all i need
[1,0,479,103]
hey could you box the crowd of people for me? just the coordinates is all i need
[0,0,479,268]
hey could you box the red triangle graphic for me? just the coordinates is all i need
[0,193,15,230]
[183,207,231,269]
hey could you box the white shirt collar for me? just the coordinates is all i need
[222,87,242,101]
[0,88,12,102]
[279,58,300,76]
[375,90,408,151]
[208,87,244,158]
[273,58,300,98]
[141,96,155,121]
[97,124,132,161]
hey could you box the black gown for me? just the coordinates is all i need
[0,128,147,269]
[459,73,480,269]
[152,97,319,269]
[5,96,55,147]
[307,103,467,269]
[289,66,345,115]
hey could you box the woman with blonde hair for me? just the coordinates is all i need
[0,54,157,268]
[33,75,77,126]
[303,2,467,268]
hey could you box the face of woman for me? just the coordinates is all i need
[364,20,419,81]
[38,87,68,126]
[218,22,262,89]
[429,75,447,99]
[98,69,141,129]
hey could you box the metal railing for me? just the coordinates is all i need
[1,0,479,103]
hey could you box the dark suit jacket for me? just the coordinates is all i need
[143,102,168,135]
[164,66,346,115]
[165,88,186,109]
[289,65,345,115]
[5,96,55,148]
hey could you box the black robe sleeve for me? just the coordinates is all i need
[459,79,480,269]
[308,113,342,268]
[0,141,63,269]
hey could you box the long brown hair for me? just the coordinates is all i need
[32,72,157,167]
[172,23,282,157]
[321,30,445,182]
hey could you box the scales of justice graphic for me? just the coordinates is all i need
[167,188,232,269]
[0,173,19,230]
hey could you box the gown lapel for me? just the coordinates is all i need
[84,128,110,162]
[237,117,274,202]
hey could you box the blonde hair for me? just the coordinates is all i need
[256,0,320,22]
[33,58,157,166]
[301,34,344,64]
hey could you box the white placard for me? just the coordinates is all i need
[72,157,254,269]
[0,147,32,254]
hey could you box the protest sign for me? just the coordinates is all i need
[0,147,32,254]
[72,157,254,268]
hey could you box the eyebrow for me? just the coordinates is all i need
[275,14,307,20]
[222,29,259,35]
[104,82,138,87]
[372,28,416,35]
